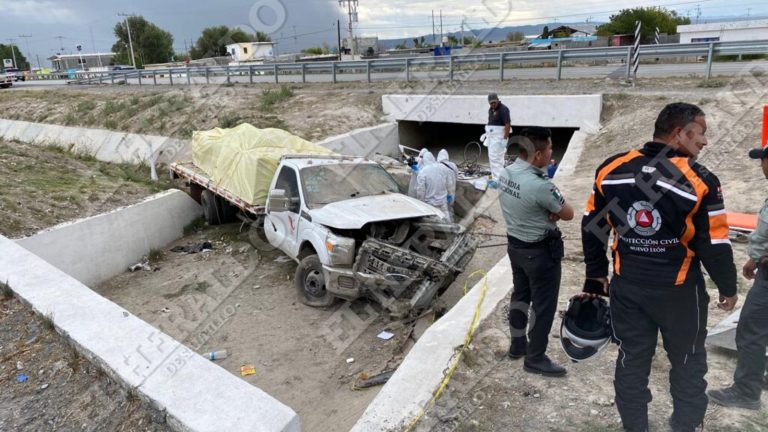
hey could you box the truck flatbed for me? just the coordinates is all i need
[170,161,266,217]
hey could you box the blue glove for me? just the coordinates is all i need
[447,194,454,204]
[410,165,419,173]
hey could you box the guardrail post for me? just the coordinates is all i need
[499,54,504,81]
[226,66,230,84]
[138,70,142,86]
[366,60,371,83]
[169,70,174,86]
[301,63,306,83]
[705,42,715,81]
[124,72,128,84]
[449,55,454,81]
[625,47,632,81]
[556,49,564,80]
[98,73,103,84]
[405,58,410,82]
[205,67,210,84]
[274,64,279,83]
[249,65,254,84]
[110,73,114,85]
[186,68,191,86]
[332,62,337,83]
[153,71,157,86]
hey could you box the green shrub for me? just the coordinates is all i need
[76,100,97,113]
[260,85,294,110]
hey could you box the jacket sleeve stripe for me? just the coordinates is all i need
[709,213,730,242]
[656,180,698,202]
[669,158,709,285]
[595,151,643,195]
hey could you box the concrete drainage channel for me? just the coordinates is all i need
[1,93,601,431]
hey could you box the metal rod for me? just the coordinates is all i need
[449,55,454,81]
[153,70,156,85]
[405,58,410,82]
[169,70,173,86]
[625,47,632,81]
[226,66,230,83]
[186,68,191,86]
[274,64,279,83]
[366,60,371,83]
[302,63,306,83]
[705,42,715,80]
[332,62,337,83]
[499,54,504,81]
[556,49,564,80]
[249,65,253,84]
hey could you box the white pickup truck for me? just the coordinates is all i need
[171,155,477,317]
[0,73,12,89]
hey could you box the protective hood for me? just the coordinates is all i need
[308,193,443,229]
[437,149,449,162]
[421,152,436,166]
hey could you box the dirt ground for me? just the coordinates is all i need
[414,75,768,431]
[0,292,169,431]
[3,68,768,431]
[0,139,171,239]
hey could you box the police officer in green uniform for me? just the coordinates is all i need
[499,126,574,377]
[708,145,768,410]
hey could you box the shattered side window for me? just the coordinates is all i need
[301,163,400,209]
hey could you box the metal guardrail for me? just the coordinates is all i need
[72,40,768,86]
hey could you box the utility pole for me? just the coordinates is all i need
[6,39,18,68]
[339,0,359,56]
[118,12,137,68]
[336,19,342,60]
[18,35,33,70]
[695,4,701,25]
[440,10,443,46]
[55,36,65,54]
[89,27,102,68]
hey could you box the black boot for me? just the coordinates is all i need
[507,338,526,360]
[523,355,566,377]
[707,386,761,410]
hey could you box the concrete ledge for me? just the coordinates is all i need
[351,256,513,431]
[16,189,202,287]
[0,118,189,164]
[0,236,300,432]
[382,94,603,129]
[315,123,399,158]
[555,129,590,178]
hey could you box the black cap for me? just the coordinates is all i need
[748,147,768,159]
[488,93,499,102]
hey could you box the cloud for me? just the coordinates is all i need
[4,0,83,24]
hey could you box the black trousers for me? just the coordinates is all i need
[507,243,561,362]
[610,276,709,432]
[734,269,768,399]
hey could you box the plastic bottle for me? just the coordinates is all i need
[204,350,228,360]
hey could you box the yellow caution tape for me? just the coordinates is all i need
[403,269,489,432]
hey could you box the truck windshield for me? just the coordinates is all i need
[300,163,401,208]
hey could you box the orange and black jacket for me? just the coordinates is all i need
[582,141,737,296]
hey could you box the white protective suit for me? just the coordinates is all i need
[437,149,458,222]
[416,152,450,220]
[407,148,430,198]
[482,124,507,181]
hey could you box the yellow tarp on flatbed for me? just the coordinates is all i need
[191,124,335,205]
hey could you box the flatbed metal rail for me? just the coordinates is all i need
[170,161,265,217]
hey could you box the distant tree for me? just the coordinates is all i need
[254,31,271,42]
[395,43,407,50]
[0,44,29,70]
[303,47,324,55]
[541,26,550,39]
[112,16,174,67]
[596,7,690,42]
[190,26,255,59]
[447,35,459,46]
[462,36,476,45]
[506,31,525,42]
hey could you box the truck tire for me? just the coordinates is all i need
[201,190,226,225]
[295,254,335,308]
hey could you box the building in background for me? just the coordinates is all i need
[342,36,379,57]
[48,53,115,71]
[678,19,768,43]
[225,42,275,63]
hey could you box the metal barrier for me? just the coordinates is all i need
[72,40,768,86]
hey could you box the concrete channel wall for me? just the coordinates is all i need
[15,190,202,287]
[316,123,400,158]
[0,236,300,432]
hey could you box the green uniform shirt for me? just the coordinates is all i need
[499,158,565,243]
[748,199,768,261]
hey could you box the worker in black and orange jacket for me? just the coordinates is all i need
[581,102,738,432]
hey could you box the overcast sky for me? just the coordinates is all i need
[1,0,767,65]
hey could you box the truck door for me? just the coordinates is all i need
[264,166,303,257]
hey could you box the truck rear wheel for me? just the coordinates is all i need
[201,190,226,225]
[295,254,335,307]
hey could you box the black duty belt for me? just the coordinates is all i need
[507,235,549,249]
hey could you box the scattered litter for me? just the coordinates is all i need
[122,311,129,318]
[204,350,228,360]
[239,246,250,254]
[129,262,152,272]
[254,285,261,289]
[353,370,395,390]
[225,248,233,254]
[240,364,257,376]
[51,360,67,373]
[16,361,23,370]
[170,241,213,254]
[274,256,292,263]
[501,401,511,409]
[473,178,488,191]
[533,393,540,398]
[16,374,28,383]
[377,331,395,340]
[346,358,355,364]
[40,383,49,390]
[590,409,599,416]
[160,307,171,313]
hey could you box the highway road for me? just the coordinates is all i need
[6,60,767,89]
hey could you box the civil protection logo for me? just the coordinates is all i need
[627,201,662,236]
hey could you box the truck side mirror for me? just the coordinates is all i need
[268,189,289,211]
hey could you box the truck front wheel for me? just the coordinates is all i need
[295,254,335,307]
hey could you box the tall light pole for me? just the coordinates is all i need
[118,12,137,68]
[339,0,359,56]
[18,35,35,70]
[6,38,18,68]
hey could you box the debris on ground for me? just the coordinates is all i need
[353,370,395,390]
[240,365,257,376]
[170,241,213,254]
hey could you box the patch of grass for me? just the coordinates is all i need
[129,96,140,105]
[120,105,139,119]
[141,94,164,109]
[751,69,766,78]
[67,338,82,372]
[183,217,205,235]
[147,248,165,265]
[260,85,294,110]
[0,280,12,299]
[41,312,55,331]
[698,79,726,88]
[698,97,714,105]
[76,100,97,113]
[63,112,78,125]
[102,101,126,116]
[219,114,243,129]
[223,82,235,88]
[103,119,118,129]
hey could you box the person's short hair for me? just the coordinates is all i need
[653,102,705,138]
[517,126,552,157]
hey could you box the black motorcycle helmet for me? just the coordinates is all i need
[560,295,612,362]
